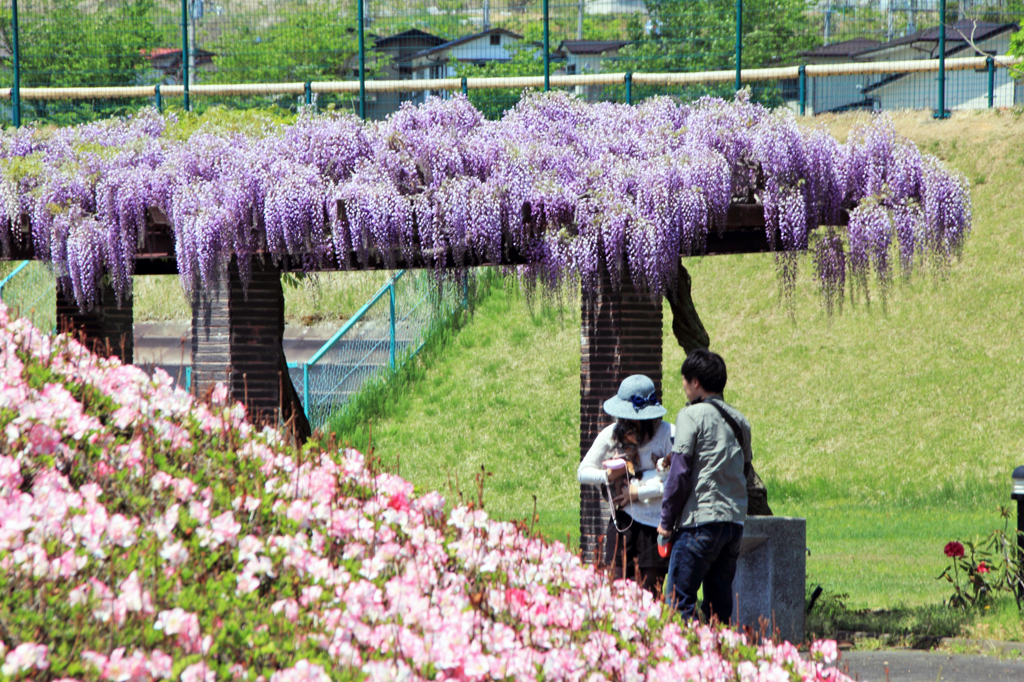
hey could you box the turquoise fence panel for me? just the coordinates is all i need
[288,269,472,431]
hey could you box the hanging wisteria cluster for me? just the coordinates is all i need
[0,92,970,307]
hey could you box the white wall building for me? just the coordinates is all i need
[804,20,1020,114]
[409,28,528,101]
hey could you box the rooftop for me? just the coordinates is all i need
[407,28,524,61]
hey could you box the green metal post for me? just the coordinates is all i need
[735,0,743,93]
[304,82,312,106]
[986,55,994,109]
[625,72,632,105]
[543,0,550,91]
[357,0,366,120]
[462,77,467,96]
[935,0,947,119]
[388,281,396,371]
[180,0,190,111]
[155,85,162,113]
[11,0,21,127]
[798,65,806,116]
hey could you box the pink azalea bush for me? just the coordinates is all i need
[0,303,849,681]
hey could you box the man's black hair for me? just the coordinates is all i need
[681,349,727,394]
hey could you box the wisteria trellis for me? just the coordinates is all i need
[0,92,971,308]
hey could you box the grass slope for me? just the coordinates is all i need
[331,110,1024,611]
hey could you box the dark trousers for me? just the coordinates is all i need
[667,521,743,623]
[603,512,669,595]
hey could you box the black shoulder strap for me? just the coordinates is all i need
[704,398,746,450]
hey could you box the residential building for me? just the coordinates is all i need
[409,28,526,102]
[803,21,1020,114]
[372,29,447,118]
[554,40,629,101]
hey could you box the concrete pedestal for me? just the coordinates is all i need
[733,516,806,644]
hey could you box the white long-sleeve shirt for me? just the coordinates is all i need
[577,421,674,527]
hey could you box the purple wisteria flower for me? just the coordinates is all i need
[0,94,971,312]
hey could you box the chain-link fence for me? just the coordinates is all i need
[1,1,1022,126]
[288,268,471,431]
[0,260,56,333]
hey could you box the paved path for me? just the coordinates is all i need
[840,650,1024,681]
[133,322,344,366]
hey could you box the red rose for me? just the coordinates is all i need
[977,561,990,574]
[944,541,965,558]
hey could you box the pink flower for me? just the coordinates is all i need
[154,608,189,635]
[269,659,331,682]
[211,382,230,406]
[811,639,839,664]
[0,456,23,492]
[207,511,241,547]
[106,514,138,548]
[160,540,189,568]
[27,423,61,455]
[944,541,965,558]
[147,650,173,679]
[173,478,198,501]
[116,570,153,615]
[153,608,201,651]
[151,471,174,492]
[2,642,49,676]
[299,585,323,607]
[81,650,108,671]
[387,492,410,513]
[237,535,264,563]
[180,662,215,682]
[233,495,262,513]
[271,598,300,623]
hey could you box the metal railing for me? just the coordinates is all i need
[2,55,1020,119]
[286,269,471,430]
[2,0,1022,126]
[0,260,471,430]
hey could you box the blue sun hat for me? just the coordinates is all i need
[603,374,667,420]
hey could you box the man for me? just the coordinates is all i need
[657,349,751,623]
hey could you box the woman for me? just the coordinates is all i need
[578,374,674,593]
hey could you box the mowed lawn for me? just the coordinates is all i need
[333,109,1024,610]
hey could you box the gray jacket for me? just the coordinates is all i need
[660,396,751,530]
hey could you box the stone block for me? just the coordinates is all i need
[733,516,806,644]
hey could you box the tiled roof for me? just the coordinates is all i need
[558,40,629,55]
[801,38,881,58]
[859,20,1018,56]
[407,28,524,61]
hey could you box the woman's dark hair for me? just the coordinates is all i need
[611,417,659,449]
[681,349,728,394]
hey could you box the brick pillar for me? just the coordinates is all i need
[579,267,663,564]
[57,282,134,365]
[191,258,298,430]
